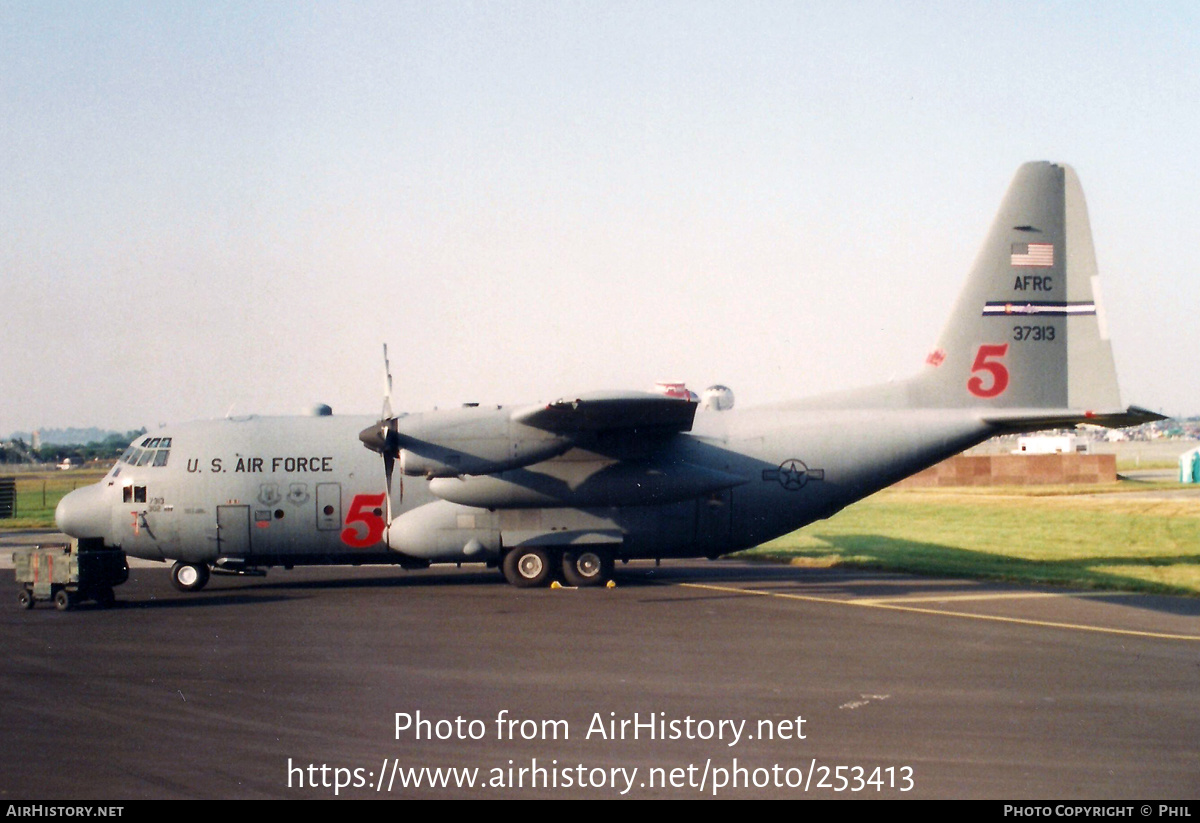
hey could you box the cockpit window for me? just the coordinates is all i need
[121,442,171,468]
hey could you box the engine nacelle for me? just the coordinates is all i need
[395,406,572,478]
[428,460,747,509]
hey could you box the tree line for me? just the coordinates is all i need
[0,429,147,465]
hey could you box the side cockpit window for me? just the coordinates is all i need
[123,485,147,503]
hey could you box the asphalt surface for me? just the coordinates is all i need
[2,546,1199,799]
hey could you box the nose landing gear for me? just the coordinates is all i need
[170,561,211,592]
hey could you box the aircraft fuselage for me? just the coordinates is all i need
[57,406,994,580]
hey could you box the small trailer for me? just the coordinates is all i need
[13,543,129,610]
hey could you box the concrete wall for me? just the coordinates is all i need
[896,453,1117,487]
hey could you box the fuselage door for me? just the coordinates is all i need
[316,483,341,531]
[216,505,251,558]
[696,488,733,553]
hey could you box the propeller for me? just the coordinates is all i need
[359,344,402,525]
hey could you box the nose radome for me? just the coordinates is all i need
[55,485,110,539]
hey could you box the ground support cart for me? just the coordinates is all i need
[13,543,129,610]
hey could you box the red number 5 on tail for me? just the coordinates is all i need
[967,344,1009,398]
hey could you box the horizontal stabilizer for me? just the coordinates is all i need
[982,405,1166,432]
[513,391,698,433]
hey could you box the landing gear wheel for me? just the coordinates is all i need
[17,589,33,610]
[54,589,72,611]
[502,547,554,588]
[561,549,613,587]
[171,561,210,592]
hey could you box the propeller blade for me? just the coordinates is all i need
[368,342,400,526]
[384,451,396,525]
[382,343,394,422]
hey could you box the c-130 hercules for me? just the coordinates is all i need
[56,162,1162,591]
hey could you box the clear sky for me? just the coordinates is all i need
[3,1,1197,435]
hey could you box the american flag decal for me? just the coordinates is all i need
[1011,242,1054,267]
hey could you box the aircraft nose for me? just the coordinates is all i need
[55,485,110,539]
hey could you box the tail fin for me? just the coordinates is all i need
[911,162,1157,426]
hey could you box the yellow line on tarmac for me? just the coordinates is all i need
[857,591,1137,605]
[679,582,1200,642]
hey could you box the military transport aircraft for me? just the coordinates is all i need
[56,162,1162,591]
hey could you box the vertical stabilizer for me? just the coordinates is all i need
[1061,166,1122,410]
[912,162,1122,411]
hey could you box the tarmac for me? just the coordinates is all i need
[2,534,1198,799]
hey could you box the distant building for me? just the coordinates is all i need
[1013,434,1090,455]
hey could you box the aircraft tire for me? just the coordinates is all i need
[502,547,553,588]
[561,549,612,587]
[17,588,33,610]
[171,561,211,593]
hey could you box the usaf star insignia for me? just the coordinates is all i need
[762,459,825,491]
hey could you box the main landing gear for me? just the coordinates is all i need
[170,561,211,592]
[501,546,614,588]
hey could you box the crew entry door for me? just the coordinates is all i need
[216,505,251,558]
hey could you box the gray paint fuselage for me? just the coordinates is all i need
[59,405,994,568]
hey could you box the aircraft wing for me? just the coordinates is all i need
[982,405,1166,432]
[512,391,698,433]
